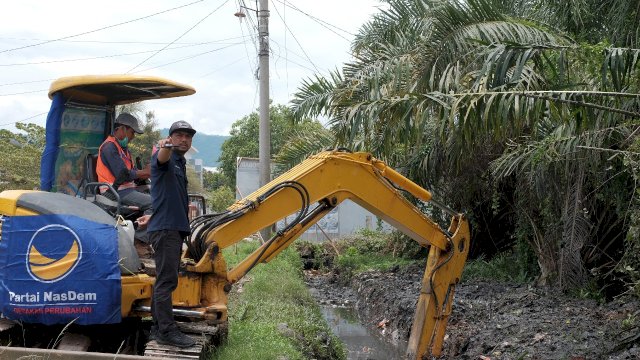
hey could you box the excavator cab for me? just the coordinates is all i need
[39,75,198,232]
[40,75,194,195]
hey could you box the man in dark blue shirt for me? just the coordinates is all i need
[137,120,197,348]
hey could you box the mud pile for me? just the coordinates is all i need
[306,264,640,359]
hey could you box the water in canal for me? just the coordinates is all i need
[320,305,407,360]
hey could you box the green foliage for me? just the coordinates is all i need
[462,224,540,283]
[462,251,537,284]
[295,240,336,271]
[217,104,327,186]
[203,169,229,191]
[617,139,640,298]
[0,123,45,191]
[569,280,606,303]
[330,230,419,280]
[215,242,346,360]
[207,185,235,212]
[297,231,424,283]
[621,313,637,330]
[202,168,236,213]
[290,0,640,296]
[273,126,334,174]
[128,111,161,167]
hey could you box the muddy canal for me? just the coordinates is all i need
[306,270,406,359]
[320,304,406,359]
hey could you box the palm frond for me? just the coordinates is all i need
[273,128,335,174]
[559,165,590,290]
[290,71,342,120]
[602,47,640,91]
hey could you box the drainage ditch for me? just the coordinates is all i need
[319,304,407,359]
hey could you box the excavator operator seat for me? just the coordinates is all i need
[82,153,139,219]
[86,152,99,183]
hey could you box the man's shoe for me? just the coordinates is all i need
[156,330,196,348]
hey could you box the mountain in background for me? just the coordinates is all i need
[160,129,228,168]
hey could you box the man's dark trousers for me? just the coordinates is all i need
[149,230,183,334]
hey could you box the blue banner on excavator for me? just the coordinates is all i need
[0,214,122,325]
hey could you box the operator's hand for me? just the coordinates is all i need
[136,214,151,229]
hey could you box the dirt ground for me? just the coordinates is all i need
[305,264,640,360]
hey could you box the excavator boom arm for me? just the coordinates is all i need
[187,151,470,358]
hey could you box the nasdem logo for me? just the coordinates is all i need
[26,224,82,283]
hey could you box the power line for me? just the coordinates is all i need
[195,56,247,79]
[277,54,317,72]
[273,0,354,39]
[239,22,257,76]
[0,35,249,46]
[131,43,243,73]
[0,79,54,87]
[0,0,205,54]
[0,41,245,67]
[0,112,48,128]
[270,0,320,73]
[0,89,47,97]
[127,0,232,73]
[270,37,332,68]
[282,0,290,96]
[238,0,258,79]
[238,0,259,77]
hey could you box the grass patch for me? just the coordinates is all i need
[462,252,536,283]
[299,229,539,285]
[210,240,346,360]
[297,230,423,281]
[337,246,417,274]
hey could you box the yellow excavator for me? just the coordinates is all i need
[0,75,470,359]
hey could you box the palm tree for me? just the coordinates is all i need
[291,0,640,291]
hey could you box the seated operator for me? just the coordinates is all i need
[96,112,152,214]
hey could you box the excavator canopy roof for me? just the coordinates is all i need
[48,74,196,105]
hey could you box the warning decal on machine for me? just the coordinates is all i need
[0,214,121,325]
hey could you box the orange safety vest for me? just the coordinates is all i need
[96,136,137,192]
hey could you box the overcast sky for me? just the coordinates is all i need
[0,0,380,135]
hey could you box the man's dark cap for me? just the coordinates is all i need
[169,120,197,136]
[115,113,143,134]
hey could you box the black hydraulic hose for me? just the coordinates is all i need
[187,204,254,261]
[429,235,455,317]
[185,211,230,258]
[244,202,328,275]
[258,182,309,234]
[186,181,311,262]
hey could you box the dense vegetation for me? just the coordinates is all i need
[289,0,640,299]
[216,104,327,188]
[0,123,44,192]
[297,228,539,286]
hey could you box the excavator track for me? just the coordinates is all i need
[143,321,223,359]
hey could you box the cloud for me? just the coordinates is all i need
[0,0,379,135]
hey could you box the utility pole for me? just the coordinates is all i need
[258,0,271,240]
